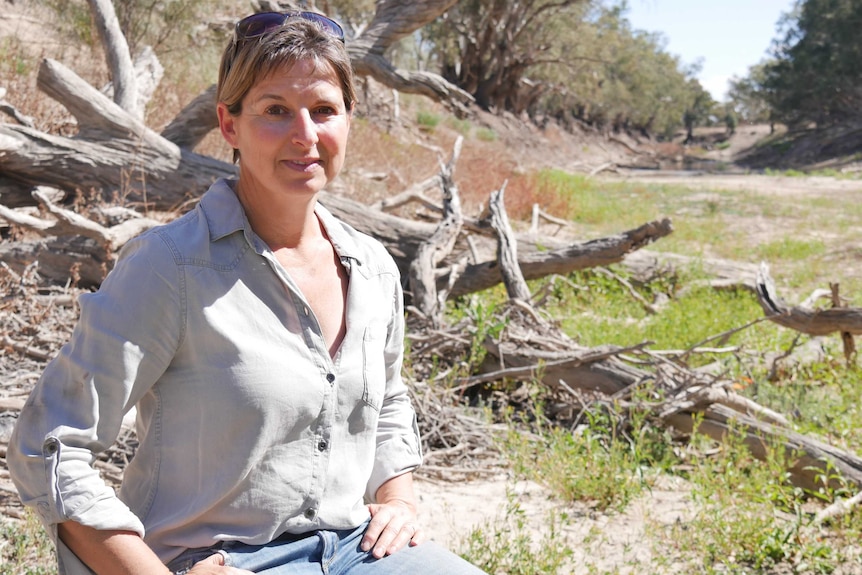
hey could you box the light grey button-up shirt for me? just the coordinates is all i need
[8,178,422,564]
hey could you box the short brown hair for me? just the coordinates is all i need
[217,15,357,129]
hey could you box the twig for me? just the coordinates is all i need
[595,267,658,315]
[814,491,862,525]
[679,316,769,361]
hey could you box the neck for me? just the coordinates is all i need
[234,180,322,250]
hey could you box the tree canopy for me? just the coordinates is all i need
[424,0,705,138]
[759,0,862,128]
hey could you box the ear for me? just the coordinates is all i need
[217,102,239,148]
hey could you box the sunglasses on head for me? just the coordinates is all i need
[235,11,345,44]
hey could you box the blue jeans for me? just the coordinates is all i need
[167,521,486,575]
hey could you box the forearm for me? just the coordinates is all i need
[58,521,170,575]
[374,471,418,510]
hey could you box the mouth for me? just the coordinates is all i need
[284,158,321,171]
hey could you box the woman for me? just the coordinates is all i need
[8,11,485,575]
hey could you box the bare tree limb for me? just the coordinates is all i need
[488,182,531,303]
[86,0,140,119]
[756,262,862,336]
[408,136,464,323]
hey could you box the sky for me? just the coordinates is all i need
[624,0,796,102]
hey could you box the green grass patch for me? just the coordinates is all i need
[756,237,826,262]
[458,494,573,575]
[503,402,674,512]
[416,110,441,130]
[543,268,793,357]
[0,513,55,575]
[666,426,851,573]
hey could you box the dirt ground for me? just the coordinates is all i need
[416,473,693,573]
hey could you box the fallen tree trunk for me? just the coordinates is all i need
[0,58,233,209]
[665,404,862,492]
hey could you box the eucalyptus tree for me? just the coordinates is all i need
[727,62,773,125]
[762,0,862,128]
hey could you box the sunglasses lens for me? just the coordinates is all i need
[236,12,287,39]
[300,12,344,40]
[236,11,345,42]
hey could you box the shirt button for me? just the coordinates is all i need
[317,440,328,452]
[326,373,335,383]
[304,508,316,520]
[303,306,309,316]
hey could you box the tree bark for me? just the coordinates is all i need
[488,183,531,302]
[756,262,862,336]
[346,0,474,113]
[0,58,233,208]
[86,0,139,119]
[408,137,464,323]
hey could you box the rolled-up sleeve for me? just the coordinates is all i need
[7,232,183,534]
[365,271,422,502]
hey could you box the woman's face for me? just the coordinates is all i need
[217,58,351,203]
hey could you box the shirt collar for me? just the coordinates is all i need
[199,178,365,266]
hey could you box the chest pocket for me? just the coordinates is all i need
[361,325,386,411]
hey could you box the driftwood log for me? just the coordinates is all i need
[756,262,859,363]
[756,262,862,336]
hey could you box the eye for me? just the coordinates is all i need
[264,105,289,116]
[314,105,338,116]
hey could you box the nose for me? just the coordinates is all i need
[291,109,318,148]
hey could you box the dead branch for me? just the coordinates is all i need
[756,262,862,336]
[487,182,531,303]
[814,491,862,525]
[0,58,233,209]
[444,217,674,298]
[347,0,474,114]
[371,175,443,213]
[408,136,464,323]
[529,204,568,235]
[0,91,35,128]
[160,84,217,150]
[86,0,139,119]
[664,403,862,492]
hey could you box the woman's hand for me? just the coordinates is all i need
[362,473,426,559]
[187,553,255,574]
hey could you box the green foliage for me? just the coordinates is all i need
[668,427,839,573]
[504,402,672,512]
[727,61,774,124]
[755,237,825,262]
[458,493,573,575]
[682,78,716,141]
[428,0,592,112]
[448,293,508,372]
[318,0,376,32]
[39,0,221,56]
[36,0,95,46]
[761,0,862,127]
[475,127,497,142]
[0,514,55,575]
[548,271,779,360]
[416,110,441,130]
[532,169,657,227]
[424,0,703,138]
[750,356,862,453]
